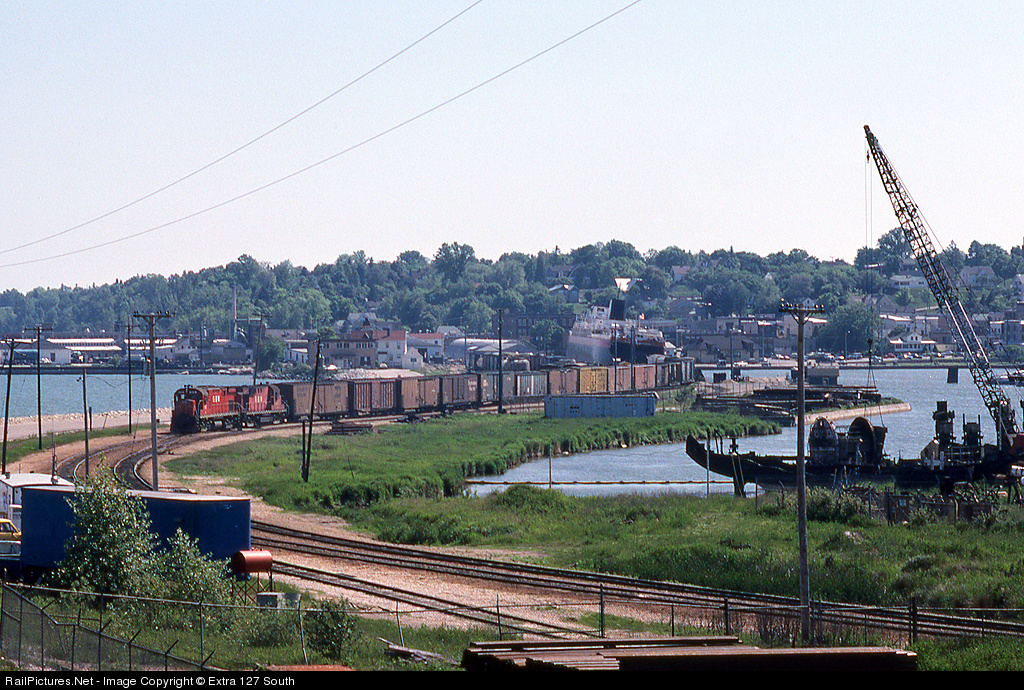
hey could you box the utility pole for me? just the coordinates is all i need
[81,370,89,476]
[497,311,504,414]
[134,311,171,490]
[779,300,823,643]
[2,339,17,475]
[24,323,52,449]
[303,339,321,483]
[251,312,269,387]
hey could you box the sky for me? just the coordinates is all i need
[3,1,1024,292]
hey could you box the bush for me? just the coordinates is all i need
[807,488,872,525]
[54,475,160,596]
[488,485,569,514]
[305,600,357,660]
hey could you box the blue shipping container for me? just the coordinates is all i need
[20,485,251,570]
[544,394,656,419]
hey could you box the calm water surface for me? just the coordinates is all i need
[5,367,1020,497]
[472,366,1024,497]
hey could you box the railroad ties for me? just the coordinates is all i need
[461,637,918,671]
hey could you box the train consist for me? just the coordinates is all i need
[170,360,693,433]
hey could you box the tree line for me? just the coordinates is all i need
[4,233,1024,347]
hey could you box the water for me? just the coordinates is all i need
[472,366,1024,498]
[4,365,1020,498]
[0,371,256,421]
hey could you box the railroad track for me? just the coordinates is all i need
[270,559,596,639]
[52,422,1024,643]
[252,520,1024,643]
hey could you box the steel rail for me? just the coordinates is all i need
[271,559,598,639]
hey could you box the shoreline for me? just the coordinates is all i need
[1,409,172,442]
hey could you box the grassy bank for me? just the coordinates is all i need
[168,410,777,512]
[348,485,1024,611]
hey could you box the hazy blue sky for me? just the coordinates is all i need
[3,1,1023,291]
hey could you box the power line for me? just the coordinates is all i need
[0,0,644,270]
[0,0,485,258]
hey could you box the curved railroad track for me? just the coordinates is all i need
[50,421,1024,644]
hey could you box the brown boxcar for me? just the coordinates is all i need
[280,380,350,419]
[439,373,479,409]
[578,366,609,394]
[634,364,656,391]
[398,376,441,412]
[348,377,398,415]
[547,368,579,396]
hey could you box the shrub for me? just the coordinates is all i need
[807,488,872,525]
[305,600,357,660]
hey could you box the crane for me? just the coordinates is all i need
[863,125,1020,452]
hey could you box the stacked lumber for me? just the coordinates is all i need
[461,636,917,671]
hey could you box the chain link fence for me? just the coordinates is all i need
[0,584,203,671]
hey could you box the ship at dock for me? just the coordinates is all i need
[565,298,674,365]
[685,401,1019,493]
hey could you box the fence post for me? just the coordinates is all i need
[723,597,730,636]
[600,584,605,637]
[18,590,23,668]
[72,606,80,672]
[165,640,178,672]
[910,597,917,645]
[496,596,502,641]
[128,630,141,671]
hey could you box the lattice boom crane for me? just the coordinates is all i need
[864,125,1019,451]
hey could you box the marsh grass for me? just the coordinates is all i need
[168,410,777,513]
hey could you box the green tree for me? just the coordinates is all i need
[56,475,159,596]
[814,303,883,354]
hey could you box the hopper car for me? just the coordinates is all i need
[170,359,693,434]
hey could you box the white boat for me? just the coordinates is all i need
[565,299,673,365]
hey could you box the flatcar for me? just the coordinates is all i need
[170,358,694,434]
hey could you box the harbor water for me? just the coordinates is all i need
[0,371,255,426]
[2,366,1020,498]
[472,366,1024,497]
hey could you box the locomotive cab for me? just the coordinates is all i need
[170,386,205,433]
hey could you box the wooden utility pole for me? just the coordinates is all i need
[2,339,16,475]
[134,311,171,490]
[24,324,52,449]
[251,312,269,387]
[81,370,89,476]
[303,339,321,483]
[779,300,823,643]
[497,311,504,414]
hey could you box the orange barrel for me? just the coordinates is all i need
[231,550,273,574]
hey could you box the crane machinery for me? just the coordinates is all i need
[864,125,1023,461]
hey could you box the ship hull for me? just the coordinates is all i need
[685,435,1013,491]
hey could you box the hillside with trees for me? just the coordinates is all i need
[5,233,1024,351]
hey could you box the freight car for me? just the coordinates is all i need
[170,359,694,434]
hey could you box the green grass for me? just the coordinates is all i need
[161,409,1024,670]
[168,410,778,513]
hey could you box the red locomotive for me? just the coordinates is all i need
[170,384,289,433]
